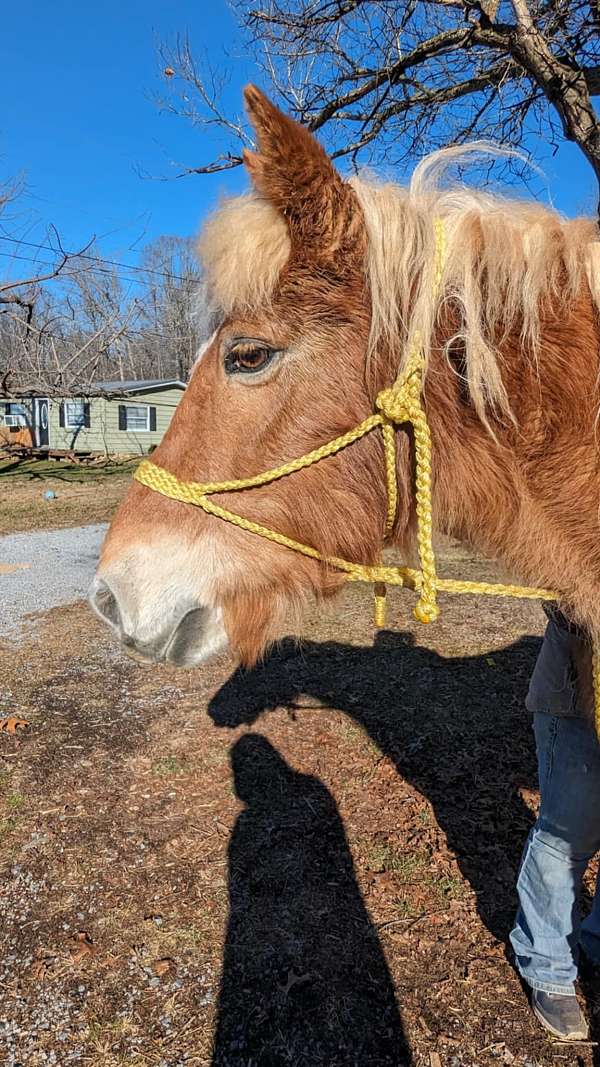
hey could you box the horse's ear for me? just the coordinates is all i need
[242,84,358,254]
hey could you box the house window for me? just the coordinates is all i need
[1,402,27,427]
[59,400,89,430]
[118,404,156,432]
[125,405,149,431]
[65,400,87,429]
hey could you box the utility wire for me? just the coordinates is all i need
[0,248,159,288]
[0,234,200,284]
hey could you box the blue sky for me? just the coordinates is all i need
[0,0,597,275]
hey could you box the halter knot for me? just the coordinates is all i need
[376,385,412,424]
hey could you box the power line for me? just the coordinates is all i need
[0,247,158,288]
[0,234,195,282]
[0,250,205,330]
[0,247,204,346]
[0,251,205,338]
[0,253,207,320]
[0,234,200,284]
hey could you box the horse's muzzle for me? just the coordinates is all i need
[89,576,228,667]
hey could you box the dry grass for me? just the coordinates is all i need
[0,459,135,534]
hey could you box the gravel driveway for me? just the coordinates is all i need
[0,523,107,635]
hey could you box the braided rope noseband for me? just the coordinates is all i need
[133,218,600,736]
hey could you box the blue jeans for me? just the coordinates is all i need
[510,713,600,993]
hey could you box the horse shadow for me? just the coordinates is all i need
[208,629,549,1064]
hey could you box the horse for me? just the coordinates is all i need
[90,84,600,673]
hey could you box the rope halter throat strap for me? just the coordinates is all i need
[133,217,600,738]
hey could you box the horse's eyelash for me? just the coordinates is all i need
[232,343,264,355]
[229,341,272,355]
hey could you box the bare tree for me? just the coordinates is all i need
[0,221,138,395]
[0,188,105,394]
[136,235,204,381]
[0,186,206,394]
[0,182,81,335]
[160,0,600,212]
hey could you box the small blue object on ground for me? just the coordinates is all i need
[44,489,56,501]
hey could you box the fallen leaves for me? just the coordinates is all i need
[144,912,164,927]
[29,958,50,983]
[0,716,29,734]
[67,931,95,964]
[480,1044,517,1064]
[417,1014,434,1038]
[0,558,563,1065]
[152,957,176,978]
[28,933,95,983]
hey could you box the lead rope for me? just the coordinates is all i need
[373,217,447,628]
[594,652,600,737]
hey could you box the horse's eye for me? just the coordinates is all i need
[226,343,275,375]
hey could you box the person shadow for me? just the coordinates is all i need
[212,733,410,1066]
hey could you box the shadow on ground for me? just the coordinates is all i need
[209,630,544,1065]
[212,734,410,1066]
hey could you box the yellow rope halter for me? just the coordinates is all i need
[133,218,600,736]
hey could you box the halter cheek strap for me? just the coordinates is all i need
[133,218,600,738]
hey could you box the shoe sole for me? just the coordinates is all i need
[532,1000,589,1042]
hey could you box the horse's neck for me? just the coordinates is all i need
[418,350,518,556]
[415,323,600,638]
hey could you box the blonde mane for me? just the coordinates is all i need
[198,147,599,418]
[198,195,290,317]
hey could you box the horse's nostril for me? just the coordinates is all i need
[91,579,122,630]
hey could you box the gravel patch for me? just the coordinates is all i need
[0,524,107,636]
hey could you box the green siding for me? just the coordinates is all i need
[49,388,184,454]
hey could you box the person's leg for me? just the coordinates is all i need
[511,714,600,996]
[580,823,600,964]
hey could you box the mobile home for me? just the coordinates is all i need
[0,379,186,454]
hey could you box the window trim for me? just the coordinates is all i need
[64,399,87,430]
[124,404,151,432]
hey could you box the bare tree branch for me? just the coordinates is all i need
[158,0,600,214]
[0,187,206,394]
[508,0,600,192]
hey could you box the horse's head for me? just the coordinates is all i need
[91,86,403,667]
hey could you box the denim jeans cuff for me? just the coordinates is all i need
[522,976,577,996]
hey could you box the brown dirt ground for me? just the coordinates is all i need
[1,547,599,1066]
[0,472,131,534]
